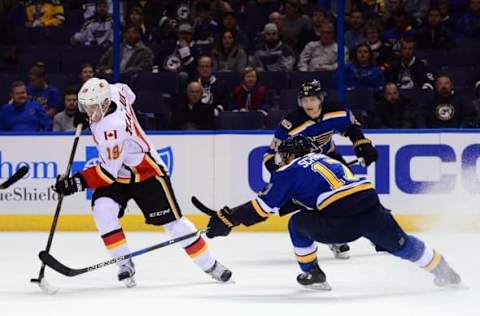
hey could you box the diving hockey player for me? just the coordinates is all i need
[199,135,461,290]
[263,79,378,259]
[52,78,232,287]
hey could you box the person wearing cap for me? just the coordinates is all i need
[251,23,295,72]
[160,22,201,85]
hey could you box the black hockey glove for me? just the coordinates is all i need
[73,109,89,130]
[353,138,378,167]
[52,173,87,196]
[206,206,240,238]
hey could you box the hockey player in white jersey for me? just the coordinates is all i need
[52,78,232,287]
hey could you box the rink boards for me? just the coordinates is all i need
[0,130,479,231]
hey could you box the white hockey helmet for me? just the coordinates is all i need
[78,78,111,122]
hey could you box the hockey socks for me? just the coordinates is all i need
[164,217,216,272]
[393,235,461,286]
[101,228,131,266]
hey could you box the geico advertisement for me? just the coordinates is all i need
[0,132,479,215]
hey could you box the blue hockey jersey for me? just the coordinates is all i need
[253,153,377,217]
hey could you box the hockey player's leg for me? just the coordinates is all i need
[392,235,461,287]
[93,197,136,288]
[164,217,232,282]
[288,213,331,290]
[363,206,461,287]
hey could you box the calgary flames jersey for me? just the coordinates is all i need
[80,83,167,189]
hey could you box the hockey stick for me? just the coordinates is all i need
[31,124,83,294]
[191,158,364,216]
[0,165,29,189]
[38,229,206,277]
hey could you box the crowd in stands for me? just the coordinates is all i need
[1,0,480,132]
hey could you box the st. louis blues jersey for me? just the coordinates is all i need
[264,106,360,172]
[253,153,378,217]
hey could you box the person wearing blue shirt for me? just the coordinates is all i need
[26,62,62,118]
[0,81,52,132]
[198,135,462,290]
[345,43,385,92]
[456,0,480,39]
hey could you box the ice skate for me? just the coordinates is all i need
[329,243,350,259]
[297,263,331,291]
[205,260,232,282]
[118,259,136,288]
[431,257,461,287]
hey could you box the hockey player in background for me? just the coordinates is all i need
[263,79,378,259]
[52,78,232,287]
[199,135,461,290]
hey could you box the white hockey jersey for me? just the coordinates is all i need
[80,83,167,189]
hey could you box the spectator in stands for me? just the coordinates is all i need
[219,12,249,50]
[371,82,417,128]
[127,0,164,27]
[417,7,455,49]
[269,11,283,29]
[438,0,456,31]
[53,88,77,132]
[456,0,480,40]
[383,0,405,29]
[71,0,113,47]
[154,15,177,42]
[281,0,312,53]
[195,56,230,113]
[383,10,416,57]
[79,63,95,84]
[364,20,393,71]
[0,81,51,131]
[170,81,216,130]
[345,43,385,92]
[25,0,64,27]
[345,10,366,51]
[127,6,152,43]
[251,23,295,72]
[97,25,154,75]
[298,22,348,72]
[81,0,125,24]
[297,7,328,53]
[422,74,477,128]
[387,38,435,90]
[403,0,431,24]
[232,67,269,115]
[211,30,247,72]
[193,1,219,44]
[26,63,61,118]
[161,23,200,79]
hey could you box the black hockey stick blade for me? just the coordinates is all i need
[0,166,29,189]
[191,196,216,216]
[39,251,85,276]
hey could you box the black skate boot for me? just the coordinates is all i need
[118,259,136,288]
[297,263,331,290]
[205,260,232,282]
[431,257,461,287]
[329,243,350,259]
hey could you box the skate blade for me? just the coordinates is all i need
[122,277,137,288]
[303,282,332,291]
[334,253,350,260]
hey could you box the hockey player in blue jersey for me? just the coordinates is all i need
[263,79,378,259]
[196,135,461,290]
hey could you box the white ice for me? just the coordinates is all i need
[0,232,478,316]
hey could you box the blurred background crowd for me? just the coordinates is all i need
[1,0,480,131]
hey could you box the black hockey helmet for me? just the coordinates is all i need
[277,134,316,158]
[297,79,325,106]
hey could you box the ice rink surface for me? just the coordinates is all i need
[0,232,478,316]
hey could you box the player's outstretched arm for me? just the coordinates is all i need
[192,198,268,238]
